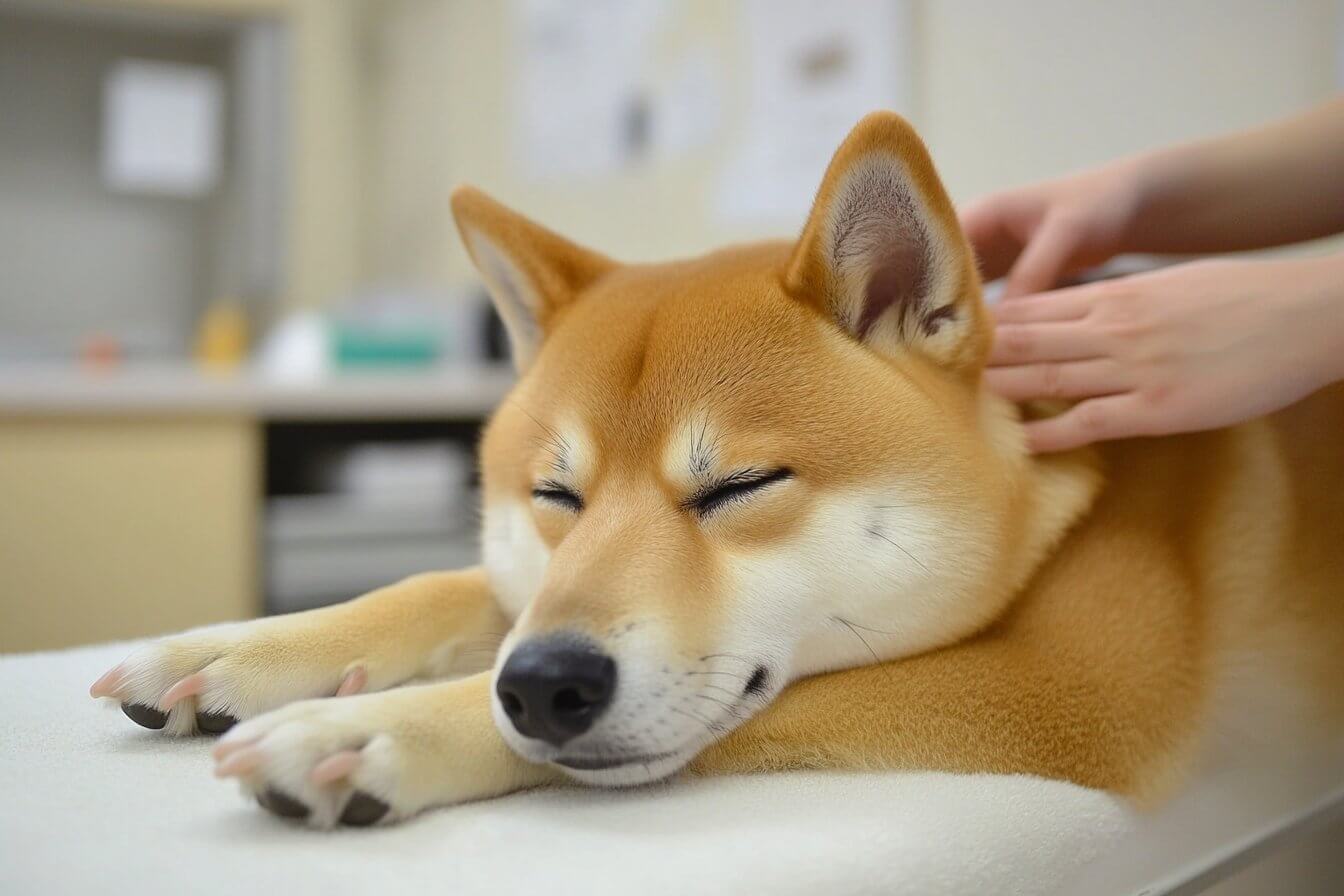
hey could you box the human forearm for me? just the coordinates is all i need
[1123,97,1344,254]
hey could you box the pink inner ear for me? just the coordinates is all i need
[857,235,930,340]
[827,162,959,345]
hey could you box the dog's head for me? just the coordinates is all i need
[453,113,1036,784]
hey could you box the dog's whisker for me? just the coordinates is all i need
[698,653,756,665]
[833,618,901,637]
[671,705,718,732]
[693,693,739,711]
[868,528,932,576]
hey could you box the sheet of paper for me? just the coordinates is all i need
[510,0,668,180]
[102,59,223,197]
[649,44,722,160]
[716,0,913,226]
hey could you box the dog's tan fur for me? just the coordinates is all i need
[96,113,1344,826]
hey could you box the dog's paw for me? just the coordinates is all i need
[89,616,370,736]
[211,687,455,827]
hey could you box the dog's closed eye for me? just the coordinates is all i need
[532,480,583,512]
[687,468,793,517]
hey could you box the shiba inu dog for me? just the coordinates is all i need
[90,113,1344,828]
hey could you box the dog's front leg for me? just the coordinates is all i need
[92,568,510,735]
[687,632,1192,798]
[212,672,560,826]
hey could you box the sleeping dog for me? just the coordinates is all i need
[91,113,1344,827]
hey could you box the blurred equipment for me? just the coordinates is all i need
[255,292,487,381]
[264,432,477,614]
[254,310,331,383]
[78,333,123,370]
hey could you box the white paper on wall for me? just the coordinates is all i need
[510,0,668,180]
[715,0,913,227]
[649,44,723,160]
[102,59,224,198]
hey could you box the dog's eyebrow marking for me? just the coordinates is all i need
[664,414,724,486]
[688,416,718,478]
[519,407,574,476]
[516,406,599,487]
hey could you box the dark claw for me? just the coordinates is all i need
[257,788,310,821]
[195,711,238,735]
[339,791,390,827]
[121,702,167,730]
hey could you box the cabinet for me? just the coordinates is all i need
[0,417,260,651]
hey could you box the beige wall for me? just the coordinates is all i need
[919,0,1339,200]
[357,0,1342,292]
[7,2,1336,321]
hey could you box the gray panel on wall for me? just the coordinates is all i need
[0,10,231,359]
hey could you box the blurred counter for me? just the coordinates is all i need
[0,363,516,420]
[0,363,513,653]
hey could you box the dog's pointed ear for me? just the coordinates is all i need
[451,186,614,371]
[786,112,989,371]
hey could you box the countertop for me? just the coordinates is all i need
[0,363,516,420]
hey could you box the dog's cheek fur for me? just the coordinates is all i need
[482,500,549,621]
[718,487,999,687]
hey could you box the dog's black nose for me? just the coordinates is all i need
[496,636,616,747]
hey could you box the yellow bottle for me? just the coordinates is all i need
[195,303,249,371]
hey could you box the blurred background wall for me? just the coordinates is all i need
[3,0,1339,348]
[369,0,1341,288]
[0,0,1340,649]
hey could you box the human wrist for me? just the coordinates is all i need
[1115,146,1196,254]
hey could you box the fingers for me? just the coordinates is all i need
[1022,393,1150,453]
[984,359,1130,403]
[989,321,1108,366]
[1003,217,1078,300]
[960,198,1023,283]
[989,284,1098,324]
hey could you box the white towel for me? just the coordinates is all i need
[6,640,1336,895]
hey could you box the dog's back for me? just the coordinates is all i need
[999,383,1344,796]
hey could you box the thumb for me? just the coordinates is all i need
[1003,216,1079,300]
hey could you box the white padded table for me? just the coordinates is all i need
[2,641,1340,895]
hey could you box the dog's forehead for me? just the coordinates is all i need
[537,260,821,430]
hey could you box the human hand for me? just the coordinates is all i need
[984,255,1344,452]
[959,160,1147,299]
